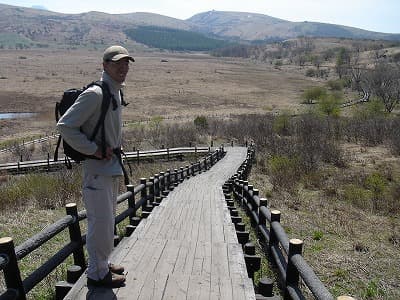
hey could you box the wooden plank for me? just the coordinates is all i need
[117,238,167,299]
[211,242,229,278]
[66,147,255,300]
[227,242,248,279]
[161,274,190,299]
[137,272,169,300]
[186,275,211,300]
[154,239,181,275]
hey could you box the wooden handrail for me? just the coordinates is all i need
[0,146,211,174]
[226,147,351,300]
[0,147,226,299]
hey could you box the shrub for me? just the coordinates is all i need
[317,93,342,117]
[352,98,386,120]
[312,230,324,241]
[272,112,291,135]
[194,115,208,130]
[342,184,373,210]
[327,79,344,91]
[268,155,301,191]
[365,172,388,211]
[305,68,317,77]
[301,87,327,104]
[0,170,82,211]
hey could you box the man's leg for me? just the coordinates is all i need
[83,174,115,281]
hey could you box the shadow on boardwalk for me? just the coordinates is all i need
[65,147,256,300]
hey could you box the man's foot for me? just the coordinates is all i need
[87,271,126,288]
[109,263,125,275]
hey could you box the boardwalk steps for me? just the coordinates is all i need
[64,147,256,300]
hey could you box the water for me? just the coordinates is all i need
[0,112,37,120]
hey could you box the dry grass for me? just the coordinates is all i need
[1,48,400,299]
[0,49,320,142]
[249,142,400,299]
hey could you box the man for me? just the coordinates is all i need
[57,45,134,287]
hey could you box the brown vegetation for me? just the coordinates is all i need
[1,42,400,299]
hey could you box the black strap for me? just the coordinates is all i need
[89,81,113,159]
[54,134,62,161]
[65,156,72,169]
[55,102,60,122]
[113,148,132,185]
[120,89,129,107]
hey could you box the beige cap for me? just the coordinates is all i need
[103,45,135,62]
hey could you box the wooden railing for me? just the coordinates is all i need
[224,148,355,300]
[0,134,59,154]
[0,146,211,174]
[0,147,225,300]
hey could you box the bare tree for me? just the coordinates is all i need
[363,62,400,112]
[335,47,351,79]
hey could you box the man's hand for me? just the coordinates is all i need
[93,146,113,160]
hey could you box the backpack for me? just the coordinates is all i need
[54,80,116,168]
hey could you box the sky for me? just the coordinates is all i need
[1,0,399,34]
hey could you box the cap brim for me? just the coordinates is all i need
[110,54,135,62]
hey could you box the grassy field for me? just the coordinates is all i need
[0,46,399,299]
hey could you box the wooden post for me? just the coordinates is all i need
[258,277,274,297]
[136,149,140,165]
[284,239,303,300]
[65,203,86,270]
[186,165,190,178]
[149,177,155,204]
[127,184,136,222]
[167,148,170,161]
[140,178,147,211]
[269,210,281,258]
[180,167,184,182]
[154,174,160,199]
[159,172,165,192]
[0,237,25,300]
[242,180,248,208]
[166,170,171,190]
[251,189,259,227]
[244,242,261,283]
[258,198,268,241]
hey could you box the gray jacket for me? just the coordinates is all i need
[57,71,124,176]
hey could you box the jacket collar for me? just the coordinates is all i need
[101,71,125,92]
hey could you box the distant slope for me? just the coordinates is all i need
[124,26,231,51]
[0,4,399,50]
[187,11,400,42]
[0,3,196,49]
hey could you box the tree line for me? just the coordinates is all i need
[124,26,231,51]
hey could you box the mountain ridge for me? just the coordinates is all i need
[0,3,399,50]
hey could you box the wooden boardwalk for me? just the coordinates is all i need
[65,147,255,300]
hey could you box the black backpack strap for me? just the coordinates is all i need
[88,81,113,159]
[55,102,60,122]
[54,134,62,161]
[65,156,73,169]
[120,89,129,107]
[113,148,131,185]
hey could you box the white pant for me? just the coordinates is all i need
[83,173,120,280]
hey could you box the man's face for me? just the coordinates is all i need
[103,57,130,84]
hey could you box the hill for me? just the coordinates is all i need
[0,4,399,50]
[187,10,400,42]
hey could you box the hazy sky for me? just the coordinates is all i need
[1,0,399,34]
